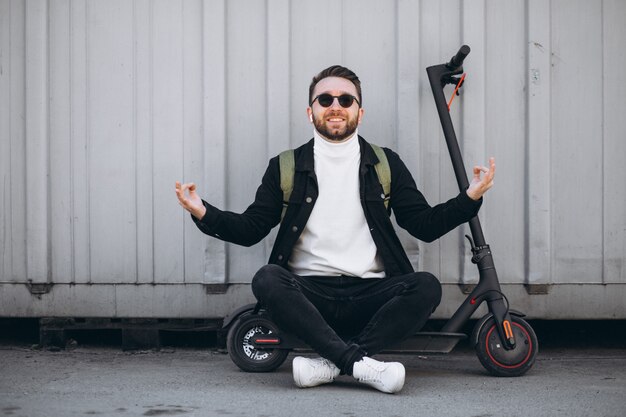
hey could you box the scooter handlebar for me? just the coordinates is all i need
[446,45,471,71]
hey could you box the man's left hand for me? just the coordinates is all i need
[466,157,495,201]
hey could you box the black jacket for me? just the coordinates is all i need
[193,136,482,277]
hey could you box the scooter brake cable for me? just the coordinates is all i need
[447,73,467,111]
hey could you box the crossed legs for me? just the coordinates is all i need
[251,264,442,375]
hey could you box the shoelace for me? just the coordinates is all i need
[311,359,338,381]
[357,360,386,383]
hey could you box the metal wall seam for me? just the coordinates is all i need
[396,0,421,271]
[49,0,72,285]
[182,0,206,284]
[71,0,90,284]
[135,0,154,285]
[203,0,227,284]
[264,0,291,260]
[25,0,50,285]
[0,0,13,281]
[602,0,626,284]
[418,0,444,279]
[460,0,486,286]
[526,0,551,289]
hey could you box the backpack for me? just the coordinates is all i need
[278,143,391,220]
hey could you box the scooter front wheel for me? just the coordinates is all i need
[474,315,538,377]
[226,313,289,373]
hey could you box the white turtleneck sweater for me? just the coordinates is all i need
[288,130,385,278]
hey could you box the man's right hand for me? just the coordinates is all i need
[175,181,207,220]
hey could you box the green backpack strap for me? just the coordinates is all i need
[279,149,295,221]
[370,144,391,211]
[278,144,391,221]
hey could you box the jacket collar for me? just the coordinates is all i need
[295,135,380,173]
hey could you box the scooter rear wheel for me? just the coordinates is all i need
[474,315,538,377]
[226,313,289,373]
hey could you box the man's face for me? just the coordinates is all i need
[307,76,364,143]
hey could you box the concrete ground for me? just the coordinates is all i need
[1,341,625,417]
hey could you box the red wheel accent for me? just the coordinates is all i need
[485,322,533,369]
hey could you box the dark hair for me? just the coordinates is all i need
[309,65,362,106]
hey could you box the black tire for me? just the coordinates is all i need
[474,315,538,377]
[226,313,289,373]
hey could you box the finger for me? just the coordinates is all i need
[473,166,488,181]
[484,159,495,182]
[175,183,191,202]
[178,182,194,194]
[175,182,189,196]
[175,191,187,205]
[175,184,184,199]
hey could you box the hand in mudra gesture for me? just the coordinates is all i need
[175,181,206,220]
[466,157,495,201]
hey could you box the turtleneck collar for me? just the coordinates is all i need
[313,128,359,159]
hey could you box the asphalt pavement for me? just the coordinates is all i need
[1,340,625,417]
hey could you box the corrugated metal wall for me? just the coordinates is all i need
[1,0,625,318]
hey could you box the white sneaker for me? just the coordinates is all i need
[352,357,405,394]
[292,356,341,388]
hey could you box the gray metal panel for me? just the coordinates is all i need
[70,0,91,285]
[0,0,14,282]
[602,0,626,284]
[344,0,398,149]
[395,0,422,270]
[149,0,184,284]
[25,0,50,285]
[88,0,137,283]
[418,0,465,284]
[460,0,487,285]
[527,0,552,288]
[135,0,154,284]
[49,0,71,285]
[181,0,208,285]
[484,0,527,285]
[225,0,269,281]
[202,0,227,284]
[551,0,604,284]
[0,0,625,318]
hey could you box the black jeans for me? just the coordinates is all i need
[251,264,442,375]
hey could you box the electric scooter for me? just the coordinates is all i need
[223,45,538,377]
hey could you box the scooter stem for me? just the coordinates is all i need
[426,55,487,247]
[427,46,516,349]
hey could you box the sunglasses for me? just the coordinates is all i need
[311,93,361,108]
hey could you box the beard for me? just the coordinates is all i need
[312,112,359,142]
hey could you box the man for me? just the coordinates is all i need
[175,65,495,394]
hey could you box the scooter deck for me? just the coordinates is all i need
[385,332,467,354]
[251,331,467,355]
